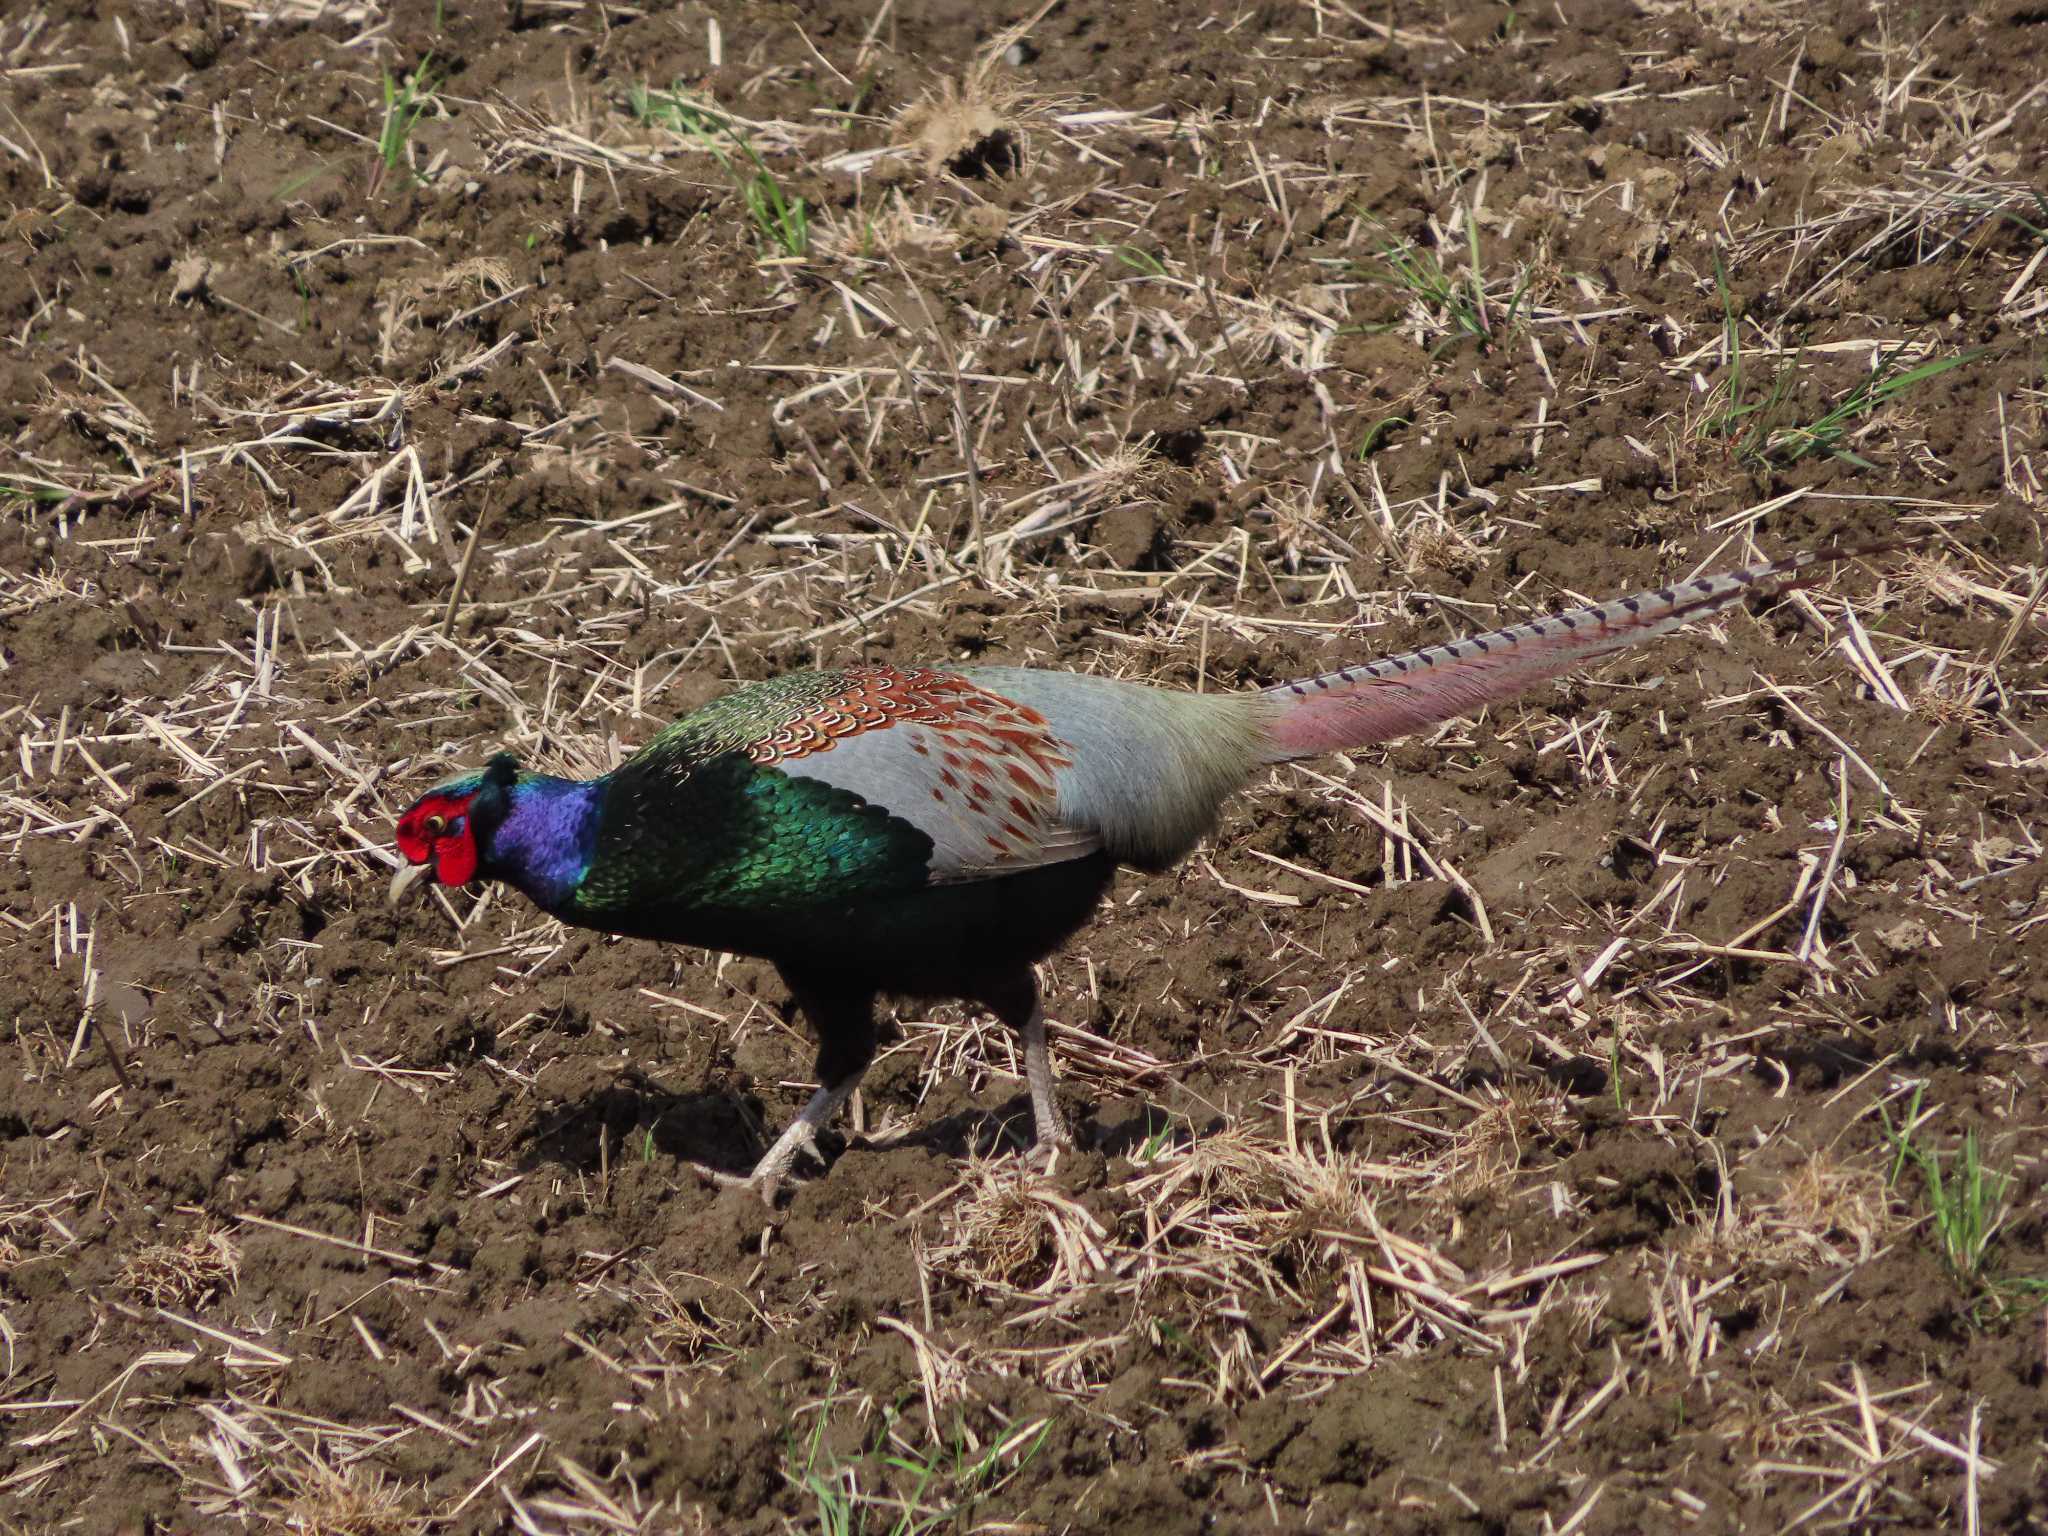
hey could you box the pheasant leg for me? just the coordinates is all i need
[746,1078,863,1186]
[983,971,1073,1151]
[1019,1005,1072,1149]
[708,971,876,1202]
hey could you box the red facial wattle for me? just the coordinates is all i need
[433,823,479,885]
[394,793,480,886]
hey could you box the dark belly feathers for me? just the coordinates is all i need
[555,852,1116,997]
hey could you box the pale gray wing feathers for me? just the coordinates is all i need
[774,719,1103,883]
[962,668,1268,872]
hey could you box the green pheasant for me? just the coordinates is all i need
[392,548,1867,1194]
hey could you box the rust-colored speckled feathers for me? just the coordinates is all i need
[737,667,1076,867]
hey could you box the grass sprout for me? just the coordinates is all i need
[371,55,443,197]
[1353,414,1410,457]
[0,474,68,507]
[788,1396,1050,1536]
[1356,209,1533,355]
[1113,244,1168,277]
[1771,345,1984,467]
[630,85,809,257]
[1882,1086,2042,1311]
[1699,259,1981,466]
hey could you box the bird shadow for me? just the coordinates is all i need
[895,1095,1212,1164]
[517,1069,1026,1181]
[1747,1030,1878,1090]
[517,1071,1201,1183]
[519,1069,765,1179]
[880,1100,1035,1162]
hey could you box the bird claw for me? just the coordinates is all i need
[692,1163,784,1206]
[1020,1114,1082,1172]
[690,1119,831,1206]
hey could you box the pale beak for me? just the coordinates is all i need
[388,860,432,907]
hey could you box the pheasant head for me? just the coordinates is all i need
[389,755,518,902]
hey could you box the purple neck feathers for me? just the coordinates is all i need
[480,774,600,910]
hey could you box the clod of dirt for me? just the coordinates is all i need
[169,255,213,301]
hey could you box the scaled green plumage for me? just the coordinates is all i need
[630,670,854,772]
[567,726,936,920]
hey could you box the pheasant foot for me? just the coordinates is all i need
[698,1079,862,1203]
[691,1162,783,1205]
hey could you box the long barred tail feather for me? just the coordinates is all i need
[1255,544,1889,764]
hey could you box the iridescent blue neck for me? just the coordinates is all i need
[479,774,600,911]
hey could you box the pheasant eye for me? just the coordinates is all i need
[424,814,446,835]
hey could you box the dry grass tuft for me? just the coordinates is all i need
[1438,1077,1567,1202]
[1128,1124,1378,1281]
[1910,673,1980,727]
[118,1223,242,1308]
[893,5,1052,176]
[1768,1153,1902,1266]
[1400,512,1486,580]
[897,72,1034,177]
[933,1154,1107,1294]
[1897,550,1990,612]
[632,1267,796,1371]
[1692,1149,1904,1271]
[0,1190,87,1278]
[814,195,961,260]
[276,1462,424,1536]
[373,257,519,369]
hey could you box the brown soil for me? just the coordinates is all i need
[5,0,2048,1532]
